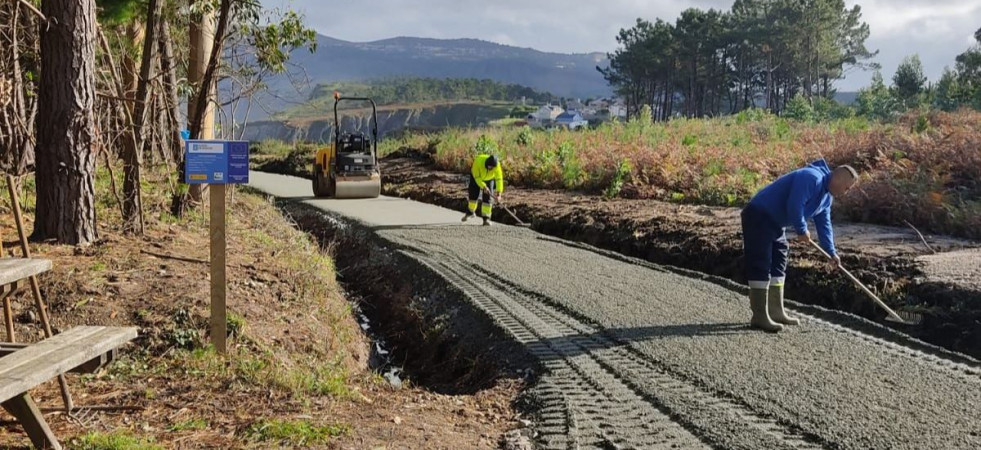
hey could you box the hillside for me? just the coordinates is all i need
[251,35,610,118]
[278,77,553,120]
[240,102,513,142]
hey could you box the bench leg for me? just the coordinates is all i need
[2,291,14,343]
[2,392,62,450]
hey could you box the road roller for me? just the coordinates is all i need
[312,92,381,198]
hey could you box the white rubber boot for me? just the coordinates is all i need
[750,289,783,333]
[768,284,800,325]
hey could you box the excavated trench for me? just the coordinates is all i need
[277,200,536,394]
[380,167,981,360]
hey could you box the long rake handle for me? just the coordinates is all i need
[808,240,906,323]
[502,205,528,227]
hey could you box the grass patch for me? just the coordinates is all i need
[167,418,210,432]
[175,345,352,399]
[69,431,163,450]
[243,418,349,446]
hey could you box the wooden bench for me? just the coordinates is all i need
[0,326,138,450]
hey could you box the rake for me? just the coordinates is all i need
[808,240,922,325]
[501,204,531,228]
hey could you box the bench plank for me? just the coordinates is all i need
[0,326,137,402]
[0,343,119,374]
[0,258,51,286]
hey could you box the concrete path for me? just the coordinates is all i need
[250,172,981,450]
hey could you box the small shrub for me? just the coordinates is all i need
[603,159,632,199]
[784,94,815,121]
[516,127,534,146]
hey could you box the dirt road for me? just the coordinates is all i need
[250,172,981,450]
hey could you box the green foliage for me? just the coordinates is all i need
[244,419,349,446]
[912,114,931,134]
[892,54,928,107]
[933,67,963,111]
[226,311,245,338]
[603,159,632,199]
[784,95,815,121]
[516,127,534,146]
[857,71,901,120]
[96,0,142,24]
[557,141,583,189]
[242,9,317,74]
[603,0,876,118]
[168,418,210,432]
[70,431,163,450]
[474,134,498,155]
[510,105,537,118]
[735,108,773,124]
[306,78,553,108]
[165,307,202,350]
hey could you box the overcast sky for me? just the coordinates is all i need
[262,0,981,91]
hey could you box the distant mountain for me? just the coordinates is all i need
[247,35,611,119]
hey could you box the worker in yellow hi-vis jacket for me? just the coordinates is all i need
[462,154,504,226]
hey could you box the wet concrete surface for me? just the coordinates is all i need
[251,172,981,449]
[917,248,981,292]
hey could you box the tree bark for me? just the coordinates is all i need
[33,0,97,244]
[157,16,183,164]
[187,0,218,203]
[122,0,161,234]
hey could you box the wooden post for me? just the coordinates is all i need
[209,184,226,353]
[6,175,73,411]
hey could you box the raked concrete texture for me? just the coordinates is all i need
[250,172,981,450]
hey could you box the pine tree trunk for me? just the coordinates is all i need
[33,0,97,244]
[158,16,183,164]
[122,0,161,234]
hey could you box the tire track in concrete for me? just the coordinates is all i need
[410,246,825,449]
[411,250,710,449]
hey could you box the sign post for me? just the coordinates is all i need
[185,140,249,353]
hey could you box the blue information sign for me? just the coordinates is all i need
[184,140,249,184]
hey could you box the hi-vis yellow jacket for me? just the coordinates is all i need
[471,154,504,193]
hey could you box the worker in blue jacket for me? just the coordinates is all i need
[741,159,858,332]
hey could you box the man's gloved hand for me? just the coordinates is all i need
[830,254,841,270]
[494,192,502,204]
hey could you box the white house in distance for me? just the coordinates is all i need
[555,111,589,130]
[526,104,565,128]
[609,101,628,120]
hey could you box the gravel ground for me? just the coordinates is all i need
[251,172,981,450]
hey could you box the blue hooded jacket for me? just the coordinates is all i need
[748,159,837,257]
